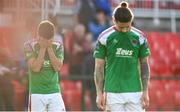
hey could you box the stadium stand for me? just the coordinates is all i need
[12,80,26,110]
[50,30,180,111]
[61,31,180,111]
[0,22,180,111]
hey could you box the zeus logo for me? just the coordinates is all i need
[116,48,133,57]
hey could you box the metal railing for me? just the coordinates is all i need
[126,0,180,18]
[1,0,180,32]
[112,0,180,32]
[2,0,180,17]
[2,0,76,20]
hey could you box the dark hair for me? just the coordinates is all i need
[38,20,55,39]
[113,1,134,23]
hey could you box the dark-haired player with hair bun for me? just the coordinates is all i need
[94,1,150,111]
[24,20,65,111]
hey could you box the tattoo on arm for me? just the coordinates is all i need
[140,58,150,91]
[94,60,105,94]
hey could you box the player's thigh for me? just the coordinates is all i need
[106,103,125,112]
[106,93,126,111]
[125,102,145,112]
[30,94,47,112]
[48,93,65,111]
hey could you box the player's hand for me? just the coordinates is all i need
[96,93,106,111]
[39,38,53,49]
[39,38,49,49]
[47,39,53,48]
[141,91,149,109]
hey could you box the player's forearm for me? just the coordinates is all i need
[94,64,104,95]
[31,48,46,72]
[140,58,150,92]
[47,47,63,71]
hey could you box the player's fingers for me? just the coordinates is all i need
[96,102,100,109]
[143,103,148,109]
[97,103,104,110]
[101,99,105,110]
[141,97,149,109]
[102,93,106,111]
[96,98,103,110]
[144,98,149,109]
[140,97,146,109]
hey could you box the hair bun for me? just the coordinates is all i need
[120,1,129,8]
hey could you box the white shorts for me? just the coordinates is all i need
[29,93,65,112]
[105,92,144,112]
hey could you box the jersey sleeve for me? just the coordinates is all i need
[56,44,64,60]
[139,39,150,58]
[93,41,106,59]
[24,42,36,61]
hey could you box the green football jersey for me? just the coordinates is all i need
[24,40,64,94]
[93,26,150,93]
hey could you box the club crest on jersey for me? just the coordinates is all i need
[116,48,133,58]
[43,60,50,67]
[131,39,138,47]
[113,39,118,44]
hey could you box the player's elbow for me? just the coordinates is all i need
[59,62,63,69]
[58,60,63,68]
[53,62,63,72]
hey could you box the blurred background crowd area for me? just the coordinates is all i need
[0,0,180,111]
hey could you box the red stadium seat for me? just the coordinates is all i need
[84,90,91,110]
[174,81,180,109]
[171,65,180,76]
[134,0,153,8]
[148,32,179,76]
[60,80,76,92]
[150,57,172,77]
[149,80,176,110]
[161,80,176,110]
[12,80,25,111]
[154,83,167,109]
[59,80,76,109]
[171,49,180,76]
[149,80,164,110]
[60,64,69,76]
[149,57,157,77]
[75,80,82,92]
[70,89,81,110]
[148,32,180,110]
[59,80,81,111]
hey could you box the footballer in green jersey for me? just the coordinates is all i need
[24,20,65,111]
[94,1,150,111]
